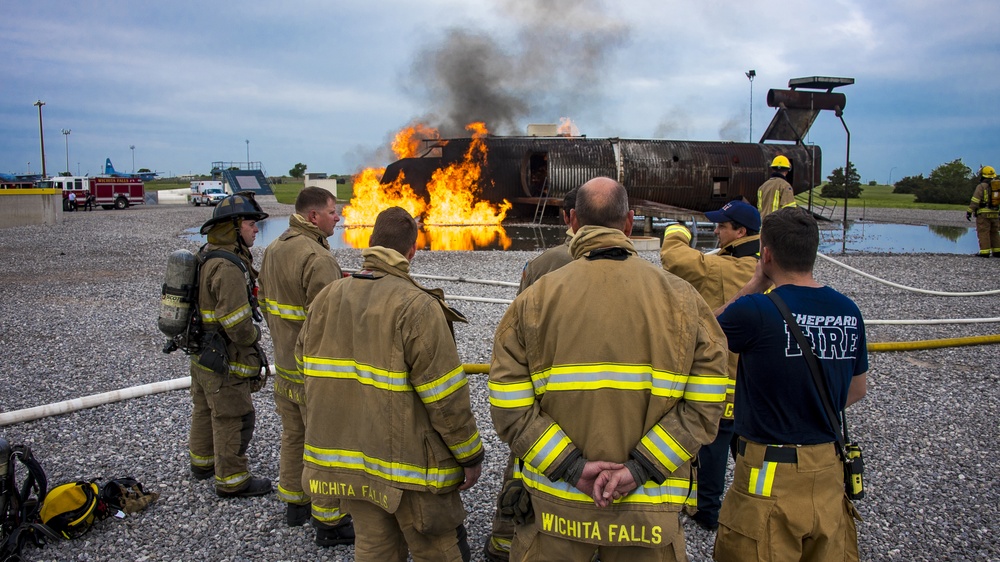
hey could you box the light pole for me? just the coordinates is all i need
[887,166,897,187]
[62,129,71,175]
[130,145,136,173]
[34,100,47,177]
[246,139,250,168]
[745,70,756,142]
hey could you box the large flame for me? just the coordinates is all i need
[341,121,511,250]
[557,117,580,137]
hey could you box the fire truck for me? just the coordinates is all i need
[49,176,145,211]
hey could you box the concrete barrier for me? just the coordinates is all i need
[0,189,62,228]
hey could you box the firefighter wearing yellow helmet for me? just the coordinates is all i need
[967,166,1000,256]
[189,191,274,498]
[757,155,797,220]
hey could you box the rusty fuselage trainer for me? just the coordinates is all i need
[381,76,851,219]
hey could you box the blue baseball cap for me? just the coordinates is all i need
[704,200,761,232]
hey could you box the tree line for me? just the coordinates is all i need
[820,158,982,204]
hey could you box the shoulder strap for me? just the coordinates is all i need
[766,292,848,455]
[202,249,261,323]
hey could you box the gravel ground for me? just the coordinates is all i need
[1,200,997,561]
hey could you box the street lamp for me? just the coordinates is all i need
[246,139,250,168]
[745,70,756,142]
[130,145,136,173]
[62,129,71,175]
[34,100,47,177]
[888,166,897,187]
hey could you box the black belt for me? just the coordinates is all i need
[737,439,798,463]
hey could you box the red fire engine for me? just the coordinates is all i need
[49,176,145,211]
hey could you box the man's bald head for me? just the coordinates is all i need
[571,177,633,233]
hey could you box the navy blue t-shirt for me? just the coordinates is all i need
[718,284,868,445]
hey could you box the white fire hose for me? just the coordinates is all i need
[5,251,996,427]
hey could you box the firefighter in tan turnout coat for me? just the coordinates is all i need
[188,193,272,498]
[297,207,484,561]
[489,177,729,562]
[258,187,354,545]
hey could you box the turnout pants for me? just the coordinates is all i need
[695,418,737,527]
[713,439,860,562]
[975,214,1000,255]
[189,367,256,492]
[486,453,517,560]
[339,490,470,562]
[275,391,310,505]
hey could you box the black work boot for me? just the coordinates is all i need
[190,465,214,481]
[286,502,311,527]
[315,515,355,547]
[216,477,272,498]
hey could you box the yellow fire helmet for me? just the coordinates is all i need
[981,165,996,179]
[770,155,791,169]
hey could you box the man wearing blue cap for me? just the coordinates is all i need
[659,199,761,532]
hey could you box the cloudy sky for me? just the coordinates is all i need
[2,0,998,184]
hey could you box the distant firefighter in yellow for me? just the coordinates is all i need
[967,166,1000,257]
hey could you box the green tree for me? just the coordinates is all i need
[138,167,151,173]
[821,162,863,198]
[893,174,931,194]
[913,158,973,204]
[289,163,307,178]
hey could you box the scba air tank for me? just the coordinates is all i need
[158,249,198,338]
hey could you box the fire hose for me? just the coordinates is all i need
[4,254,997,426]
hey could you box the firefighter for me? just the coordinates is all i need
[757,155,797,220]
[258,187,354,545]
[188,192,273,498]
[713,208,867,560]
[517,188,578,292]
[489,177,729,561]
[659,199,760,532]
[297,207,484,561]
[966,166,1000,257]
[485,189,578,562]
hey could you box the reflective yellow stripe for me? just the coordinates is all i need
[218,303,252,329]
[518,461,692,506]
[302,357,412,392]
[450,432,484,463]
[640,424,691,473]
[189,451,214,467]
[277,485,307,503]
[216,471,250,488]
[414,365,467,404]
[682,374,729,402]
[229,361,259,378]
[749,461,777,497]
[523,424,572,473]
[780,201,798,209]
[262,298,306,321]
[312,503,347,525]
[487,379,535,408]
[277,364,304,384]
[533,363,691,399]
[664,224,692,242]
[304,444,463,490]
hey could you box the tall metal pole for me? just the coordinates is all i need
[888,166,897,187]
[246,139,250,168]
[62,129,71,175]
[130,145,136,173]
[838,109,851,253]
[34,100,47,178]
[745,70,756,142]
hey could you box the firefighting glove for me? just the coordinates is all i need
[967,211,973,221]
[498,479,534,525]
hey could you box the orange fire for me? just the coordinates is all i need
[342,225,511,251]
[557,117,580,137]
[341,121,511,250]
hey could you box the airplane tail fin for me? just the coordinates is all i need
[105,158,116,175]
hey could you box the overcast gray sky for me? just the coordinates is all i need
[2,0,998,184]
